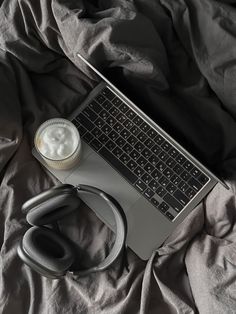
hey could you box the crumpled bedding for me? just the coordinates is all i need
[1,0,236,313]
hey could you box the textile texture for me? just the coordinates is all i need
[0,0,236,313]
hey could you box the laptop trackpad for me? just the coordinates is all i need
[65,151,140,229]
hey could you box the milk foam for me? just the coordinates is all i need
[38,124,78,160]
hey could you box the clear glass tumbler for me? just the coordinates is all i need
[34,118,81,170]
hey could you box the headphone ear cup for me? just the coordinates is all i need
[19,226,75,278]
[26,187,81,226]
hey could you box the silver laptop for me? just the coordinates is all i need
[32,53,228,260]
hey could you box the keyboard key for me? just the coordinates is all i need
[159,176,169,187]
[149,155,159,166]
[178,181,189,193]
[116,137,126,148]
[156,161,166,172]
[126,109,136,120]
[95,94,105,104]
[123,143,133,154]
[173,164,183,175]
[185,188,196,199]
[144,163,155,174]
[158,202,169,213]
[126,160,137,171]
[183,161,194,171]
[103,100,113,111]
[106,116,116,127]
[169,148,178,158]
[171,174,181,186]
[100,147,138,184]
[135,179,147,192]
[161,141,171,152]
[156,186,166,197]
[134,166,145,177]
[144,138,155,149]
[101,124,112,135]
[163,193,183,212]
[141,173,152,184]
[112,97,123,107]
[99,110,110,121]
[163,168,173,179]
[190,167,201,178]
[144,188,155,199]
[119,103,129,113]
[120,153,130,164]
[151,145,162,155]
[173,190,189,206]
[83,107,98,121]
[166,157,176,168]
[142,148,152,159]
[180,171,191,181]
[176,154,187,165]
[83,131,93,143]
[91,127,102,138]
[95,117,105,129]
[127,135,138,146]
[117,113,126,123]
[155,134,164,145]
[123,119,134,130]
[101,87,115,101]
[105,140,116,151]
[109,107,119,117]
[137,132,147,142]
[109,130,119,141]
[76,124,86,136]
[130,125,140,136]
[113,122,123,133]
[72,118,80,128]
[90,139,102,151]
[166,212,175,220]
[159,151,168,161]
[151,197,160,207]
[133,115,143,126]
[112,146,123,158]
[130,149,140,161]
[166,183,176,194]
[120,129,131,140]
[149,179,159,191]
[98,133,109,144]
[77,113,94,131]
[89,100,102,113]
[198,173,209,185]
[188,177,202,191]
[134,142,145,152]
[136,156,147,167]
[140,122,150,133]
[151,169,162,180]
[147,129,157,139]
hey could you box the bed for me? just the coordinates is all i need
[1,0,236,313]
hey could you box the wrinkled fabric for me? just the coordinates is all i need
[0,0,236,313]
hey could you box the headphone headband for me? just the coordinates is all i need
[18,184,127,279]
[72,184,127,276]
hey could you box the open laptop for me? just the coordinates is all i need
[32,53,229,260]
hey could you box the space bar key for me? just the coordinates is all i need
[99,147,138,184]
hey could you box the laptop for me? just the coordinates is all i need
[32,53,229,260]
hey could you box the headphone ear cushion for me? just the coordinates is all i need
[21,226,75,277]
[26,191,81,226]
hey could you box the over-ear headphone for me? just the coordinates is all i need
[17,184,127,279]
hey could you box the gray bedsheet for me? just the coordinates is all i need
[1,0,236,313]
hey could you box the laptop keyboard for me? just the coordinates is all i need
[72,86,209,221]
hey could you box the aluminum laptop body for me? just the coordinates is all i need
[32,53,227,260]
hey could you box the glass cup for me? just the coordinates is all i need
[34,118,81,170]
